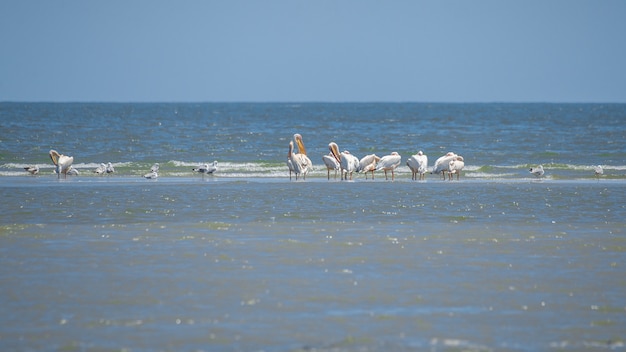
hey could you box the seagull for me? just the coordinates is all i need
[144,163,159,179]
[49,149,74,178]
[448,155,465,180]
[406,151,428,181]
[106,162,115,174]
[529,165,544,178]
[193,161,218,176]
[24,165,39,175]
[594,165,603,180]
[144,170,158,179]
[94,163,106,175]
[66,166,79,176]
[375,152,402,181]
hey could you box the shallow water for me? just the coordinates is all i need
[1,177,625,351]
[1,103,625,351]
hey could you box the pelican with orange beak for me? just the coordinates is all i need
[49,149,74,178]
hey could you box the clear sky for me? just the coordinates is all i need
[1,0,625,103]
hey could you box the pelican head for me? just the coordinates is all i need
[294,134,307,155]
[329,142,341,163]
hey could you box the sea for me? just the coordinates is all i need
[1,102,625,351]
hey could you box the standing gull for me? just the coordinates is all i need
[106,162,115,174]
[594,165,603,180]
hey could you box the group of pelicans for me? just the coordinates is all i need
[287,133,465,181]
[26,143,604,181]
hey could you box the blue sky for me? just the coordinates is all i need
[1,0,625,102]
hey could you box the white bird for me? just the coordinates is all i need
[448,155,465,180]
[94,163,106,175]
[66,166,79,176]
[24,165,39,175]
[406,151,428,181]
[144,163,159,179]
[529,165,544,178]
[144,170,158,179]
[432,152,457,180]
[106,162,115,174]
[329,142,359,180]
[289,134,312,180]
[322,150,341,180]
[594,165,603,180]
[193,161,218,175]
[375,152,402,181]
[358,154,380,179]
[49,149,74,178]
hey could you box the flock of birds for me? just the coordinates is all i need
[24,144,605,181]
[23,150,218,179]
[290,133,467,181]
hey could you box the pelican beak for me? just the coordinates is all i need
[49,150,59,166]
[329,143,341,163]
[295,134,307,155]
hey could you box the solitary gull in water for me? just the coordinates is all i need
[94,163,106,175]
[193,161,218,175]
[529,165,545,178]
[144,163,159,179]
[24,165,39,175]
[594,165,603,180]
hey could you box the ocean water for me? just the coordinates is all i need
[1,103,625,351]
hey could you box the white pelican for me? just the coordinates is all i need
[193,161,218,175]
[329,142,358,180]
[94,163,106,175]
[406,151,428,181]
[150,163,160,173]
[289,134,312,180]
[322,150,340,180]
[288,141,311,180]
[358,154,380,179]
[375,152,402,181]
[432,152,457,180]
[529,165,544,178]
[24,165,39,175]
[49,149,74,178]
[448,155,465,180]
[594,165,603,180]
[106,162,115,174]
